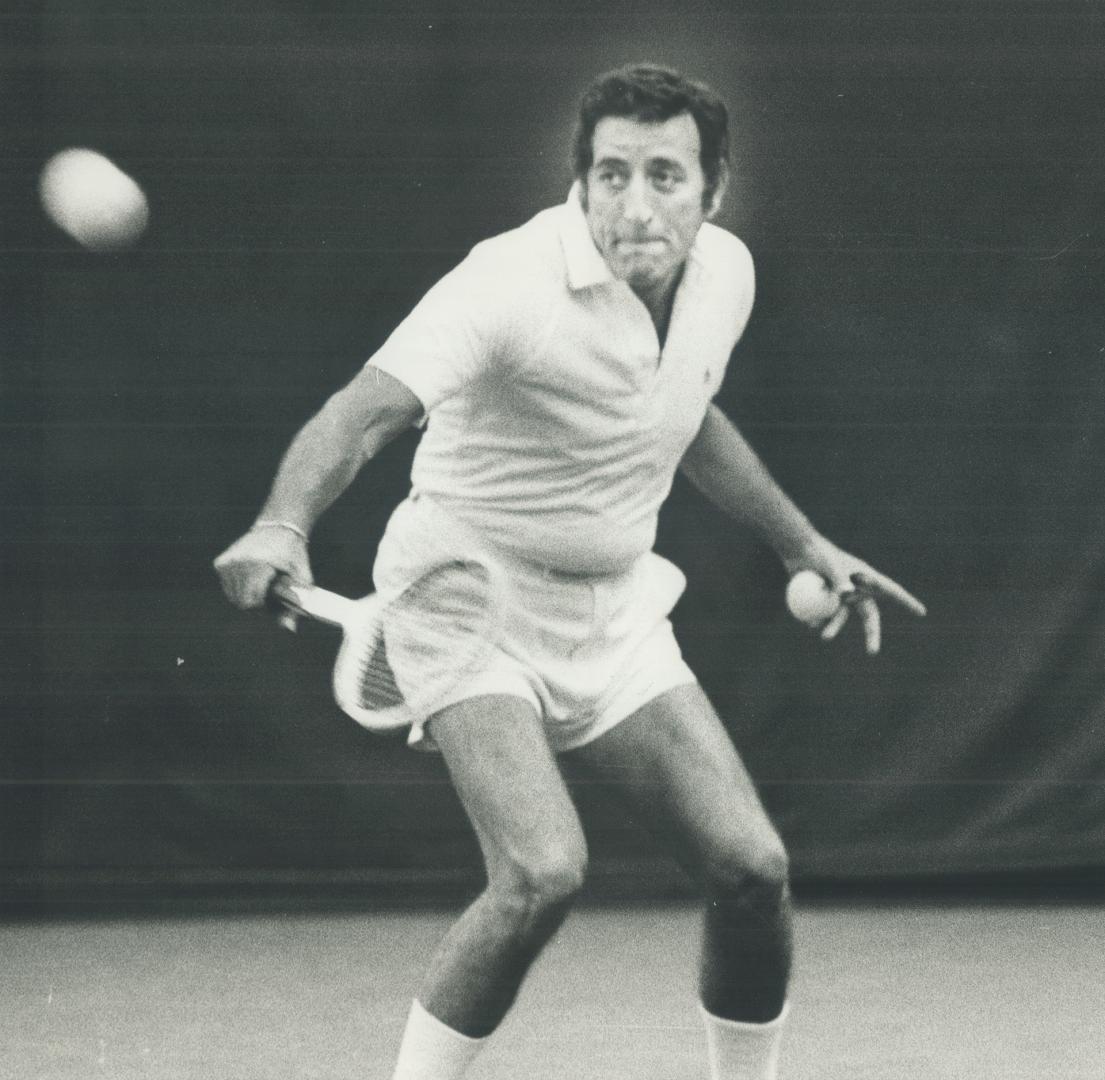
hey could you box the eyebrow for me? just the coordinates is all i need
[592,154,687,171]
[646,156,687,172]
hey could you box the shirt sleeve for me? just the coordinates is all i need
[727,235,756,350]
[368,245,514,414]
[703,229,756,402]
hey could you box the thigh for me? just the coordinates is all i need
[428,695,586,880]
[563,682,784,883]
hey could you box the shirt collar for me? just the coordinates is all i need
[558,182,616,291]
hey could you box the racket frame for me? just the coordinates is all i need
[275,561,506,733]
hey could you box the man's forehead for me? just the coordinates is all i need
[591,112,701,162]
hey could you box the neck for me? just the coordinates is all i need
[630,266,683,342]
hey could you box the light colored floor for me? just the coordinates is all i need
[4,900,1103,1079]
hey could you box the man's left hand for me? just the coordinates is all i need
[784,540,927,656]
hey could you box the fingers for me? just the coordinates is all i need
[850,569,927,618]
[819,602,850,641]
[856,594,881,655]
[213,530,313,612]
[816,581,878,654]
[799,554,924,655]
[213,551,279,610]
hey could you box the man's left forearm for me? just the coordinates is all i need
[679,404,822,567]
[681,405,927,652]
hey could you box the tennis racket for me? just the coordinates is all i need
[270,555,507,732]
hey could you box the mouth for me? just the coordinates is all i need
[615,237,666,253]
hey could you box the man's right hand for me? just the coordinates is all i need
[213,524,313,611]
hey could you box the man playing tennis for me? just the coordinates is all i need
[215,64,925,1080]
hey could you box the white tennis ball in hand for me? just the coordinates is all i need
[785,570,841,626]
[39,148,149,251]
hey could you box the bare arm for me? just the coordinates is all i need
[214,366,422,610]
[255,366,421,532]
[680,403,925,653]
[680,403,820,569]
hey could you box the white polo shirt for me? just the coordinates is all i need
[369,187,755,575]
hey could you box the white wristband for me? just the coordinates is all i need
[252,519,309,542]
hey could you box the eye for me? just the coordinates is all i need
[649,167,680,193]
[593,165,627,191]
[592,162,627,191]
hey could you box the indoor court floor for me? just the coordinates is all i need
[5,897,1103,1079]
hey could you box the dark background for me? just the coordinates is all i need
[4,0,1105,902]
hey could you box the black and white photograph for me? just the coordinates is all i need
[3,2,1104,1077]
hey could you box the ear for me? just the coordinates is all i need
[705,161,729,219]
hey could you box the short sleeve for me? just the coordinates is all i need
[727,235,756,349]
[694,226,756,403]
[368,246,512,414]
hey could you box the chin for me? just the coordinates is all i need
[623,261,669,288]
[624,268,659,289]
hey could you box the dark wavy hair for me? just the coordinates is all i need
[573,64,730,208]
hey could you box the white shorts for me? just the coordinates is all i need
[372,495,697,752]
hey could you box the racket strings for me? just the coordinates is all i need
[350,628,404,709]
[348,560,497,715]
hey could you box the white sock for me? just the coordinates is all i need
[700,1001,789,1080]
[391,999,488,1080]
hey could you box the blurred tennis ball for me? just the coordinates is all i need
[785,569,841,626]
[39,147,149,251]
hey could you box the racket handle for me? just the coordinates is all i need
[271,579,359,626]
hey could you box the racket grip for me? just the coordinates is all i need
[261,577,298,632]
[272,579,359,626]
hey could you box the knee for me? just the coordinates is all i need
[702,832,790,907]
[488,840,588,925]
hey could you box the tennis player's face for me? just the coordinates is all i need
[582,112,719,300]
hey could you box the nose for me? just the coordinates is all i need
[620,175,653,225]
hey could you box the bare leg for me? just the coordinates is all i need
[418,694,587,1037]
[565,682,791,1022]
